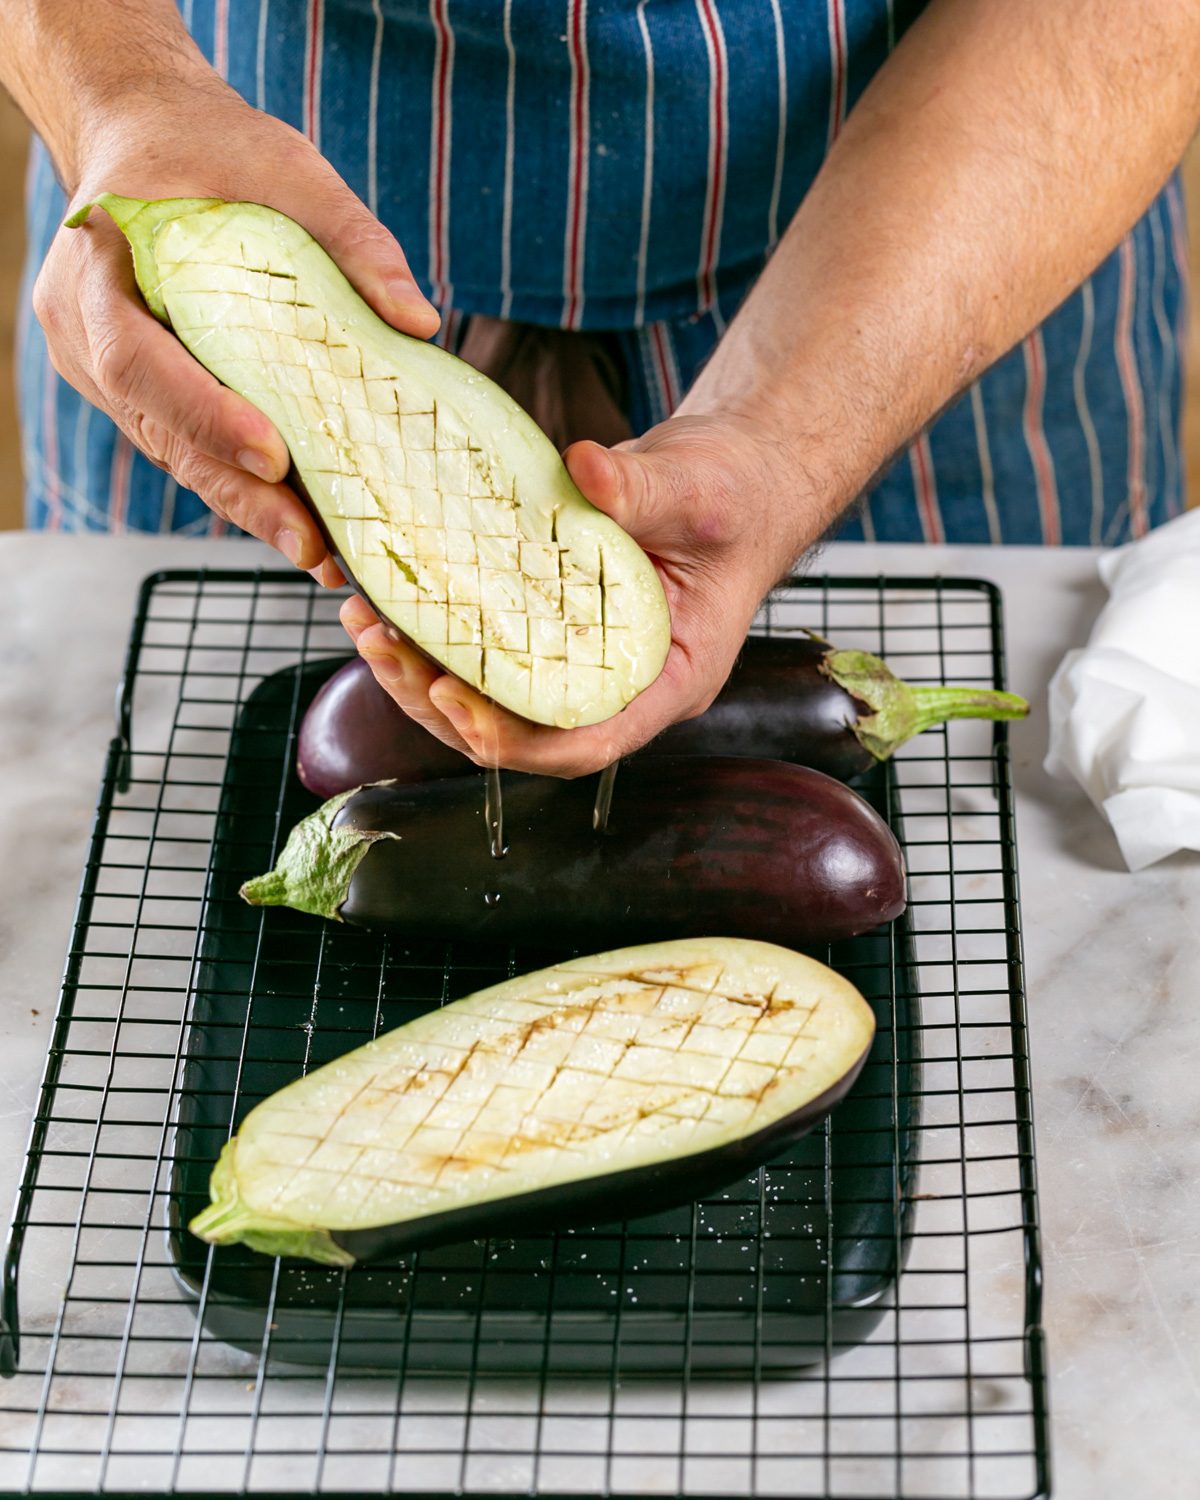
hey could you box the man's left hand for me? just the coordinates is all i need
[340,413,828,777]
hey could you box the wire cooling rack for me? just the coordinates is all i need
[0,569,1048,1499]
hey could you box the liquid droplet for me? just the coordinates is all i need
[593,761,618,833]
[484,891,501,908]
[484,766,507,859]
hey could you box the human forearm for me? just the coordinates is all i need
[683,0,1200,541]
[0,0,215,191]
[366,0,1200,776]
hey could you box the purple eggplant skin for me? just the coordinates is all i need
[332,1056,869,1261]
[296,639,871,796]
[250,756,906,948]
[296,652,467,794]
[296,638,1028,798]
[660,636,872,777]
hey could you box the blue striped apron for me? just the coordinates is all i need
[19,0,1190,544]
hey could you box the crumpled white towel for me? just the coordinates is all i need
[1045,508,1200,871]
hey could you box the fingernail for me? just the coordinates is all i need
[573,441,618,495]
[431,688,473,736]
[238,447,279,482]
[275,528,304,566]
[585,446,617,494]
[387,281,439,327]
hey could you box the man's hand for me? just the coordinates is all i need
[340,0,1200,776]
[340,412,833,777]
[9,1,438,575]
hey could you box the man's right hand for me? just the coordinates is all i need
[31,63,438,574]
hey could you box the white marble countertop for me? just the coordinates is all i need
[1,530,1196,1498]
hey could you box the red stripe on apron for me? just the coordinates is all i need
[436,307,462,351]
[429,0,454,306]
[1165,179,1189,297]
[694,0,727,312]
[1114,235,1147,538]
[827,0,847,147]
[214,0,229,78]
[41,353,61,532]
[651,323,680,413]
[563,0,589,329]
[910,432,944,545]
[109,433,134,536]
[304,0,323,148]
[1164,180,1189,518]
[1022,332,1061,545]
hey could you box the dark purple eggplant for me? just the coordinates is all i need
[190,938,875,1265]
[242,756,906,948]
[296,637,1028,797]
[297,652,468,793]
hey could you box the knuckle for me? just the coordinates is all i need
[176,454,232,520]
[683,471,738,548]
[91,324,145,402]
[31,270,62,337]
[180,393,226,458]
[174,451,205,491]
[332,212,393,258]
[271,122,318,169]
[134,446,172,476]
[205,469,250,521]
[129,412,173,467]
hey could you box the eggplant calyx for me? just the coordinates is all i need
[189,1142,356,1266]
[65,192,226,323]
[240,788,397,920]
[822,648,1030,762]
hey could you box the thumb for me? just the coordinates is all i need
[564,439,692,553]
[284,170,441,340]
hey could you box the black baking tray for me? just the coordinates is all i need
[166,658,922,1374]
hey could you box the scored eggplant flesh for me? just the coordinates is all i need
[189,938,876,1265]
[71,194,670,730]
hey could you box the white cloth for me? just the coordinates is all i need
[1045,509,1200,871]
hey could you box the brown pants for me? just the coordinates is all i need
[456,317,633,452]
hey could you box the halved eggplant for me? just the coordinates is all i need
[242,756,907,947]
[69,194,670,730]
[297,636,1031,796]
[189,937,876,1265]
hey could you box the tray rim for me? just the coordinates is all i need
[0,566,1049,1500]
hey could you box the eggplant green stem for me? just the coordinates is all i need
[823,648,1029,762]
[907,684,1030,730]
[65,193,224,323]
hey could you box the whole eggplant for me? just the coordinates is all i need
[296,637,1028,798]
[244,756,907,948]
[297,650,468,792]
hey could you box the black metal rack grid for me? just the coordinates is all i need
[0,569,1047,1499]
